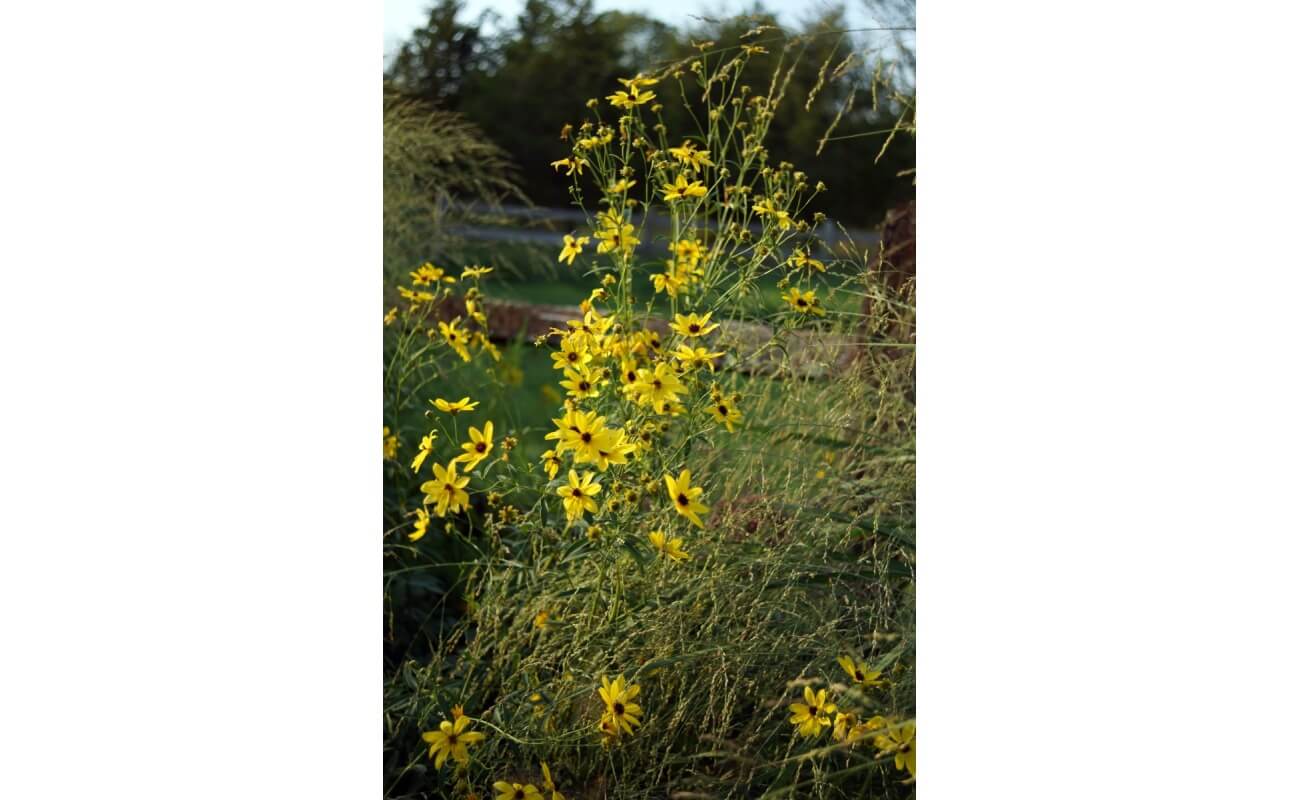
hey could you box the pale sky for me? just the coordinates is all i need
[383,0,893,63]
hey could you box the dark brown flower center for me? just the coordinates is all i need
[579,382,590,391]
[567,352,578,362]
[572,488,584,497]
[717,405,728,415]
[580,432,592,443]
[677,493,689,506]
[444,483,454,492]
[613,702,625,715]
[689,324,700,333]
[475,442,486,452]
[855,670,865,681]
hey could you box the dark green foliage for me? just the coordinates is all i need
[385,0,915,227]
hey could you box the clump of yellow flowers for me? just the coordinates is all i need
[384,34,915,796]
[784,655,914,779]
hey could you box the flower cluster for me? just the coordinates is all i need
[785,656,914,779]
[386,35,914,794]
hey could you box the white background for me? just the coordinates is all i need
[1,1,1298,796]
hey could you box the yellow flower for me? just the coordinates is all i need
[409,508,430,542]
[594,217,639,257]
[632,327,663,355]
[549,157,588,176]
[648,530,691,562]
[864,714,890,742]
[708,394,743,432]
[410,431,437,473]
[473,331,500,361]
[606,178,636,194]
[533,610,551,630]
[439,319,472,361]
[607,79,656,109]
[618,358,641,388]
[558,234,589,265]
[398,286,435,305]
[544,407,582,450]
[625,362,686,412]
[550,334,592,371]
[670,311,719,338]
[666,140,714,170]
[673,238,703,265]
[383,307,398,325]
[652,267,686,297]
[618,74,660,91]
[673,344,725,371]
[546,409,631,470]
[410,263,451,286]
[590,431,635,472]
[782,287,825,316]
[567,307,613,342]
[597,674,643,736]
[661,173,707,202]
[421,714,485,768]
[832,710,865,743]
[493,782,543,800]
[421,460,470,518]
[383,426,399,460]
[664,468,709,528]
[558,469,601,523]
[874,720,916,777]
[837,655,885,689]
[559,366,603,400]
[540,762,566,800]
[432,396,479,414]
[465,297,487,325]
[461,265,493,280]
[455,421,494,470]
[752,197,792,229]
[787,686,836,738]
[787,248,826,273]
[540,449,562,480]
[652,256,703,298]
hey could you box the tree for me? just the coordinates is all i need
[385,0,492,109]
